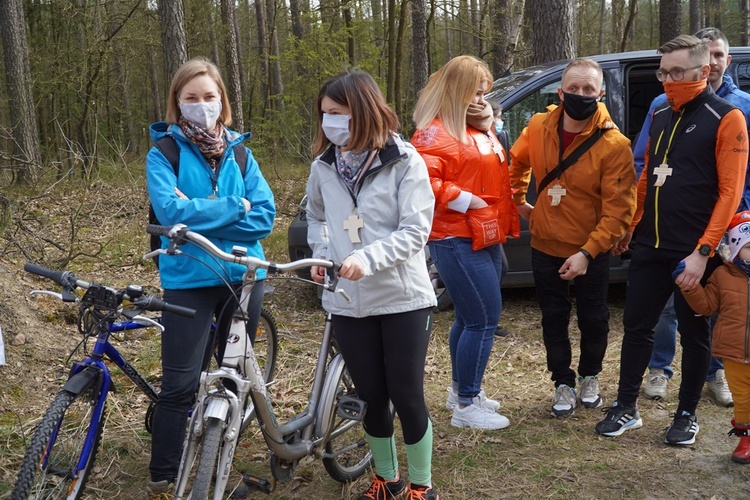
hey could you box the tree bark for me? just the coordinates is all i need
[158,0,188,83]
[491,0,514,78]
[266,0,284,111]
[689,0,702,35]
[741,0,749,46]
[344,0,355,66]
[254,0,269,115]
[0,0,42,182]
[411,0,429,99]
[659,0,682,46]
[394,0,409,117]
[387,0,397,103]
[208,7,221,67]
[220,0,244,131]
[620,0,638,52]
[531,0,575,64]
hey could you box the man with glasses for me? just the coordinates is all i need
[632,28,750,407]
[595,35,748,445]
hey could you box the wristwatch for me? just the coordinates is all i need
[698,244,712,257]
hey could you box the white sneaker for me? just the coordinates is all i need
[578,376,603,408]
[551,384,577,417]
[644,368,668,400]
[445,387,501,411]
[450,403,510,430]
[707,369,734,407]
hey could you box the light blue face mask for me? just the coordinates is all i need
[493,119,504,136]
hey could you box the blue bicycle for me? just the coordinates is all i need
[10,264,278,499]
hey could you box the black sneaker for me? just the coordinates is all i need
[358,473,406,499]
[664,411,699,445]
[594,401,643,437]
[494,326,510,337]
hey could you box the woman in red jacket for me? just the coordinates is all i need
[412,55,518,430]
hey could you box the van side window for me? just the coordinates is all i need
[737,61,750,93]
[503,80,561,146]
[626,65,663,142]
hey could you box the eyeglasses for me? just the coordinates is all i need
[655,65,703,82]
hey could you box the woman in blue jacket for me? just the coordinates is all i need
[145,58,275,494]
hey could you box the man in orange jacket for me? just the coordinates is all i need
[595,35,748,446]
[510,58,636,418]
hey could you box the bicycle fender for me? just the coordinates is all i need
[62,366,101,395]
[205,398,230,421]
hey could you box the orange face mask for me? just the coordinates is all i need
[662,80,707,111]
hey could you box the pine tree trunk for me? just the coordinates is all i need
[531,0,575,65]
[0,0,42,183]
[220,0,244,131]
[158,0,188,83]
[659,0,682,45]
[411,0,429,99]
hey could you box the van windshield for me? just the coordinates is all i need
[487,62,561,101]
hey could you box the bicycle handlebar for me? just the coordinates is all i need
[146,223,340,274]
[24,262,196,318]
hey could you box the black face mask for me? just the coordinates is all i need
[561,91,599,121]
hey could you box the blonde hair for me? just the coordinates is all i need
[413,55,493,143]
[165,58,232,127]
[561,58,603,86]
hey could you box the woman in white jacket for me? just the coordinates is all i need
[306,70,439,500]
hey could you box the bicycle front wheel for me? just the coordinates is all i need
[318,354,374,483]
[12,390,105,500]
[189,417,224,500]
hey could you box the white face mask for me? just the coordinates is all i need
[180,100,222,130]
[321,113,351,147]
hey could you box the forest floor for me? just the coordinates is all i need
[1,169,750,499]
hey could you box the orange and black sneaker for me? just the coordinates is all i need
[357,473,406,499]
[405,483,439,500]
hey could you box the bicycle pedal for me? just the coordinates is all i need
[336,395,367,421]
[240,473,272,495]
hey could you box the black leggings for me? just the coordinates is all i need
[332,307,433,445]
[149,281,264,482]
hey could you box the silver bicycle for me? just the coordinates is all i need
[146,224,373,499]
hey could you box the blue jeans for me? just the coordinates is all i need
[531,248,610,388]
[649,294,724,381]
[428,238,502,407]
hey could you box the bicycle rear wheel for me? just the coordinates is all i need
[253,307,278,383]
[12,390,105,500]
[317,354,374,483]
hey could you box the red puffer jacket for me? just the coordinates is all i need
[411,118,519,242]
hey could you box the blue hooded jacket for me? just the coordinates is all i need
[146,122,275,289]
[633,73,750,210]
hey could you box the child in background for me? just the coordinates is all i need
[679,210,750,463]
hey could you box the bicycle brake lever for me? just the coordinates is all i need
[130,315,165,332]
[334,288,351,303]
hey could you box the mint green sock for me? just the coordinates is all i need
[365,433,398,481]
[404,419,433,487]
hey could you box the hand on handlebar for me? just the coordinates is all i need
[338,256,365,281]
[311,265,326,284]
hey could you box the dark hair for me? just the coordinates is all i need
[694,27,729,50]
[312,70,400,155]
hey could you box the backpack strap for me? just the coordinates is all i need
[537,128,607,193]
[157,135,247,178]
[232,144,248,177]
[155,136,180,176]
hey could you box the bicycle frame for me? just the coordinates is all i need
[38,312,161,487]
